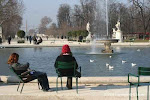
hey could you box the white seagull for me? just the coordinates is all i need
[90,59,94,63]
[109,65,114,70]
[109,56,112,58]
[131,63,136,67]
[122,60,127,64]
[106,63,109,67]
[137,49,140,52]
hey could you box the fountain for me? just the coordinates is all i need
[86,0,119,53]
[96,39,118,53]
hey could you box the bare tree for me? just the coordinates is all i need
[0,0,24,38]
[46,23,58,38]
[57,4,71,28]
[128,0,150,34]
[38,16,52,34]
[28,29,36,36]
[0,0,24,25]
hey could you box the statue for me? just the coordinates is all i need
[0,26,2,38]
[112,20,123,42]
[115,20,121,31]
[86,22,90,33]
[86,22,92,41]
[112,28,116,39]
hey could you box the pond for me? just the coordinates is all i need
[0,46,150,76]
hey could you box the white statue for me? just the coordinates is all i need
[0,26,2,33]
[112,28,116,39]
[112,20,123,42]
[86,22,92,41]
[0,26,2,38]
[86,22,90,33]
[115,20,121,31]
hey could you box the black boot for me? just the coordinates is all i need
[66,77,72,89]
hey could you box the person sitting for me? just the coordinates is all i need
[54,44,81,89]
[36,37,43,44]
[32,36,37,44]
[7,53,51,92]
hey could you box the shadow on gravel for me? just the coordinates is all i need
[90,85,129,90]
[56,85,86,91]
[0,82,18,86]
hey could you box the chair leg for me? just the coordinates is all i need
[136,86,139,100]
[38,81,40,90]
[20,83,24,94]
[76,77,78,94]
[129,84,131,100]
[17,81,21,91]
[148,85,149,100]
[60,77,63,90]
[56,77,59,93]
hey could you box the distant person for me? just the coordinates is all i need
[32,36,37,44]
[46,36,48,40]
[79,35,83,42]
[37,37,43,44]
[26,36,29,41]
[57,36,59,39]
[8,35,11,44]
[54,44,81,89]
[29,36,32,44]
[61,35,63,39]
[0,36,2,44]
[7,53,51,92]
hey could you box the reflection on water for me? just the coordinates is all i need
[0,46,150,76]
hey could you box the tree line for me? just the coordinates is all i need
[28,0,150,39]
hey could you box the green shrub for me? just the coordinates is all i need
[67,30,88,39]
[68,39,77,41]
[17,40,25,43]
[17,30,25,39]
[83,40,86,42]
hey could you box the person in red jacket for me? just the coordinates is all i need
[54,44,81,89]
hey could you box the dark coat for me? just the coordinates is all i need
[11,63,29,75]
[54,55,78,69]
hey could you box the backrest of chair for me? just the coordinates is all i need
[138,67,150,76]
[9,66,23,82]
[57,61,75,69]
[56,61,76,76]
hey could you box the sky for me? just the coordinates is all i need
[21,0,80,31]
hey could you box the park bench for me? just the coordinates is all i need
[9,66,40,93]
[128,67,150,100]
[55,61,81,93]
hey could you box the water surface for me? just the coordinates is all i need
[0,46,150,76]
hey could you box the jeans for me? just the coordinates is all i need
[31,71,50,91]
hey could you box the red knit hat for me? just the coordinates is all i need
[62,44,71,53]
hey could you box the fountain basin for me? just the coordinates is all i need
[96,39,119,53]
[96,39,119,43]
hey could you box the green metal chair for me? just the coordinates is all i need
[55,61,81,93]
[128,67,150,100]
[9,66,40,93]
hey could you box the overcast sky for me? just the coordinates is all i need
[21,0,80,31]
